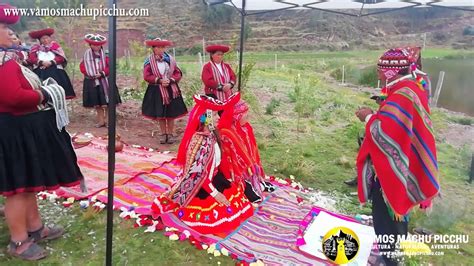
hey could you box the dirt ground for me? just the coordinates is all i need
[67,76,188,152]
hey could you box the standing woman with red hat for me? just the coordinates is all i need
[0,4,83,260]
[80,33,121,128]
[201,44,236,101]
[28,27,76,99]
[142,38,187,144]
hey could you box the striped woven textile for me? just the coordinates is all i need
[217,188,331,265]
[96,160,180,214]
[55,136,174,199]
[41,77,69,131]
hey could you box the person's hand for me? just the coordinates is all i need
[213,192,230,206]
[161,79,170,87]
[355,107,374,122]
[39,88,51,104]
[222,83,232,92]
[42,61,52,68]
[95,74,102,79]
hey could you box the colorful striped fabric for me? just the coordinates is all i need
[55,137,175,199]
[96,160,181,214]
[217,188,332,265]
[357,79,440,217]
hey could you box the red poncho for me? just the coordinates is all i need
[357,78,440,217]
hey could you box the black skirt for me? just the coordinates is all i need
[142,84,188,120]
[34,66,76,99]
[0,110,83,196]
[82,78,122,107]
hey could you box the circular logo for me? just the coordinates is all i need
[322,227,360,265]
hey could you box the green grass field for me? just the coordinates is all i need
[1,49,472,265]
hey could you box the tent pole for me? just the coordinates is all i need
[106,0,117,265]
[237,0,246,91]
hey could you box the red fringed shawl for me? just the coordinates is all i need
[357,78,440,216]
[219,122,265,198]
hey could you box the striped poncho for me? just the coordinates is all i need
[357,78,440,218]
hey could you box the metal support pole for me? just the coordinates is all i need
[106,0,117,265]
[237,0,246,91]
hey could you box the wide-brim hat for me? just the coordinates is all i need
[84,33,107,46]
[0,4,20,25]
[29,28,55,39]
[145,38,173,47]
[205,44,230,53]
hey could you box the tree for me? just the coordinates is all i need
[202,4,234,27]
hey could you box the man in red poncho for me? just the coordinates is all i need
[355,47,440,265]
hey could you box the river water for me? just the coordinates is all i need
[423,58,474,116]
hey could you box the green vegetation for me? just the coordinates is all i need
[1,49,472,265]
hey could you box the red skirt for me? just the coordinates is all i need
[175,184,253,235]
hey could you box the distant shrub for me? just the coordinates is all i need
[265,98,280,115]
[449,116,474,126]
[188,44,203,55]
[358,66,378,87]
[202,5,234,27]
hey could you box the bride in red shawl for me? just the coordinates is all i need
[218,99,275,203]
[151,94,253,235]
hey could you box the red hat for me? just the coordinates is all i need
[206,44,230,53]
[84,33,107,46]
[0,4,20,25]
[145,38,173,47]
[378,47,421,79]
[29,28,55,39]
[177,93,241,164]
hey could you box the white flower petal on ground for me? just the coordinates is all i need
[168,234,179,241]
[220,247,229,256]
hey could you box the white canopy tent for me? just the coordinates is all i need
[202,0,473,89]
[207,0,474,13]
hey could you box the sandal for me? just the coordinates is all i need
[160,134,168,144]
[29,224,65,242]
[7,238,47,261]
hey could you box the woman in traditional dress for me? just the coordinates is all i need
[0,4,83,260]
[151,94,253,235]
[80,33,121,127]
[217,98,275,203]
[142,38,187,144]
[355,47,439,266]
[28,28,75,99]
[201,44,236,101]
